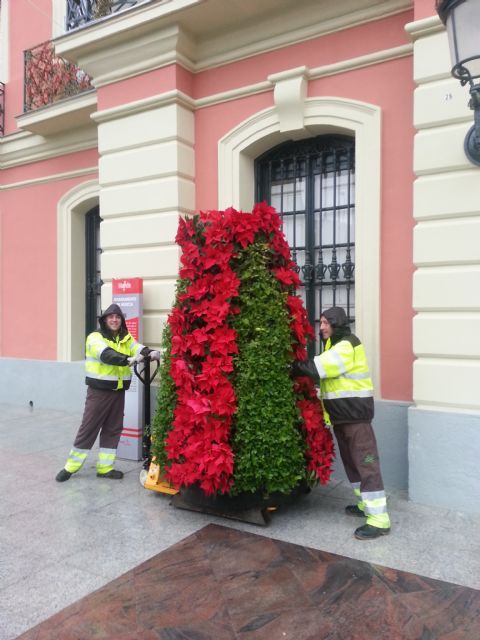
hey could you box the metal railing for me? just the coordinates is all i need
[23,40,92,112]
[66,0,143,31]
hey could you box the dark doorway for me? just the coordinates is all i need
[85,206,102,336]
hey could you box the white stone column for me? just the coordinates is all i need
[92,94,195,347]
[407,16,480,512]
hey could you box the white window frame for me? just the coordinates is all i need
[57,180,100,361]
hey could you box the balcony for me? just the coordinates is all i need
[66,0,145,31]
[17,40,95,135]
[24,40,92,112]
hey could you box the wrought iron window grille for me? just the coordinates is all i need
[255,135,356,354]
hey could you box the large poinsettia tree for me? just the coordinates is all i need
[151,203,334,497]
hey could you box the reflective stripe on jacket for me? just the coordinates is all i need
[85,331,144,391]
[313,335,374,425]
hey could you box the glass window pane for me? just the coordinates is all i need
[321,211,334,245]
[336,170,350,206]
[295,177,306,211]
[324,173,334,208]
[271,183,283,212]
[282,181,295,212]
[281,212,306,248]
[336,209,350,245]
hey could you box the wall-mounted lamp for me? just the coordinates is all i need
[436,0,480,165]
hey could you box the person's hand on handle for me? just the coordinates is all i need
[127,353,144,366]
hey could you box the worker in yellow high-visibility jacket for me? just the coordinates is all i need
[56,303,160,482]
[292,306,391,540]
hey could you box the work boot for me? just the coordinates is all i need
[354,524,390,540]
[56,469,72,482]
[97,469,124,479]
[345,504,365,517]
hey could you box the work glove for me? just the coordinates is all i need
[149,350,161,361]
[127,353,144,366]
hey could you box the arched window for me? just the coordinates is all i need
[256,135,355,352]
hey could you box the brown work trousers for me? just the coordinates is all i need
[333,421,384,493]
[73,387,125,450]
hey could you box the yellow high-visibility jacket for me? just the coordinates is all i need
[313,335,374,425]
[85,331,144,391]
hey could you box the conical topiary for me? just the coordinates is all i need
[151,204,334,497]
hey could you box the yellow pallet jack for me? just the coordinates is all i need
[142,460,178,495]
[134,357,178,496]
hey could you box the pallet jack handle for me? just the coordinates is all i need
[133,357,178,495]
[133,356,160,469]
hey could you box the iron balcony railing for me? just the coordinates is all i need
[66,0,144,31]
[23,40,92,112]
[0,82,4,135]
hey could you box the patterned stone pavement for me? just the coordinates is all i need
[17,524,480,640]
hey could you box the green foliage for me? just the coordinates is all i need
[230,242,305,495]
[150,320,177,471]
[151,277,190,469]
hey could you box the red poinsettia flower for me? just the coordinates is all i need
[273,266,302,288]
[208,326,239,356]
[232,212,258,248]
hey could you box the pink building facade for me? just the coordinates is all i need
[1,0,479,511]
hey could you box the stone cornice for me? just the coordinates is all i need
[15,91,97,136]
[195,1,413,71]
[54,0,412,86]
[0,166,98,191]
[72,25,196,88]
[194,42,413,108]
[91,90,195,124]
[0,125,97,170]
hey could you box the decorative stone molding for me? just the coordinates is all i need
[268,67,309,135]
[53,0,412,84]
[91,89,194,124]
[0,166,97,191]
[55,17,196,86]
[16,91,97,136]
[71,25,195,88]
[0,126,98,170]
[405,15,443,41]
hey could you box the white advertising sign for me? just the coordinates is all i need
[112,278,144,461]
